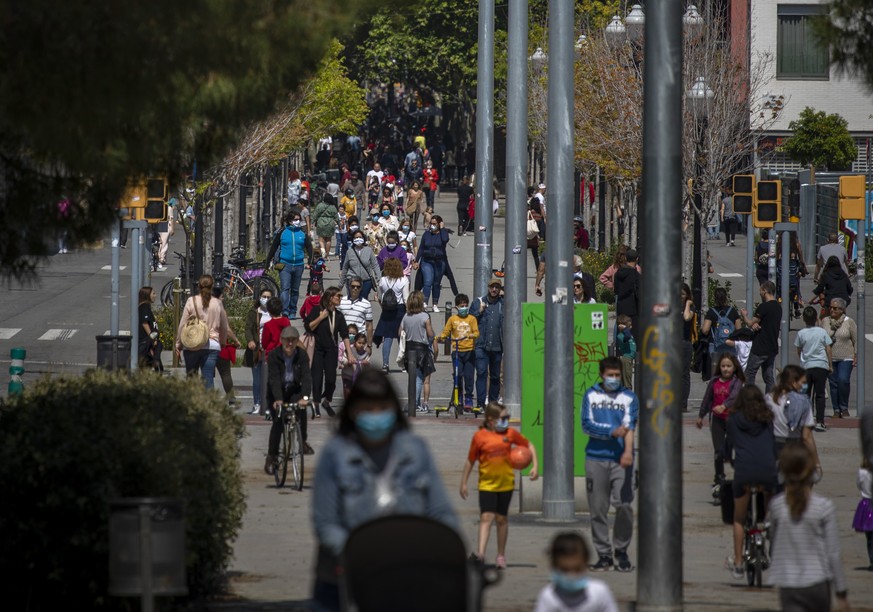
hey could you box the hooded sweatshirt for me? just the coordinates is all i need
[813,266,853,306]
[725,411,777,484]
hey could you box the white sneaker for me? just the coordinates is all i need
[157,265,168,271]
[250,404,261,415]
[432,304,440,313]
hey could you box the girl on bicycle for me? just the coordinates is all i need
[765,365,820,467]
[460,402,538,569]
[769,444,849,611]
[696,353,745,500]
[725,385,777,580]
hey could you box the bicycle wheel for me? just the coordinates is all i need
[274,416,289,488]
[744,534,755,586]
[252,275,279,300]
[290,419,304,491]
[753,544,763,587]
[161,279,176,307]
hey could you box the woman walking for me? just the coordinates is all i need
[244,286,273,414]
[400,291,437,411]
[340,229,381,299]
[312,192,338,259]
[814,256,853,317]
[304,287,354,417]
[374,258,410,372]
[456,176,474,235]
[406,180,425,233]
[413,215,450,312]
[821,297,857,418]
[137,286,162,371]
[175,274,229,388]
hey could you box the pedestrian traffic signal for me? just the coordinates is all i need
[753,180,781,228]
[732,175,754,215]
[838,175,866,220]
[144,177,168,223]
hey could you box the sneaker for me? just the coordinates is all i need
[322,400,336,417]
[422,403,430,413]
[711,482,722,499]
[614,552,633,572]
[264,454,276,475]
[157,265,168,272]
[464,399,474,409]
[726,556,744,580]
[589,556,613,572]
[382,364,390,373]
[303,443,315,455]
[432,304,440,313]
[469,552,484,565]
[495,554,507,570]
[250,404,261,415]
[841,409,851,418]
[814,422,827,432]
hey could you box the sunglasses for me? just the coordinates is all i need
[574,284,583,288]
[351,285,362,289]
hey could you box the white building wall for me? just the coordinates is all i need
[750,0,873,135]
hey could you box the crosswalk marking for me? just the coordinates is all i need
[0,328,22,340]
[718,273,743,278]
[38,329,78,341]
[101,265,127,271]
[102,330,131,336]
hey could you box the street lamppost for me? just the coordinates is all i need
[473,0,495,298]
[687,75,714,310]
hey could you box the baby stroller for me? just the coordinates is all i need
[340,515,500,612]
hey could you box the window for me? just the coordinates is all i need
[777,5,829,79]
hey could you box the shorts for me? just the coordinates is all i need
[732,477,776,498]
[479,490,513,516]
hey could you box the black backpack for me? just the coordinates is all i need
[381,280,398,311]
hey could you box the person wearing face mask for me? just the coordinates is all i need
[341,229,381,300]
[377,202,399,233]
[460,402,538,569]
[244,287,274,415]
[581,356,639,573]
[412,215,451,312]
[422,159,440,209]
[535,532,618,612]
[363,208,387,250]
[765,365,820,469]
[266,210,313,319]
[376,230,410,271]
[311,368,459,611]
[405,180,425,233]
[397,217,418,253]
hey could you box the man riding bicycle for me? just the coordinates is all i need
[265,326,313,475]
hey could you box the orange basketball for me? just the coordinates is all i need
[509,445,533,470]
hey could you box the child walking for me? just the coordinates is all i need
[696,353,745,500]
[853,457,873,571]
[794,306,833,431]
[460,402,538,569]
[535,532,618,612]
[438,293,480,410]
[615,314,636,389]
[341,332,370,399]
[308,249,328,295]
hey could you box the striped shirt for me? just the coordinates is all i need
[767,493,847,593]
[338,296,373,331]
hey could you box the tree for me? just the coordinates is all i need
[0,0,365,279]
[813,0,873,91]
[781,107,857,170]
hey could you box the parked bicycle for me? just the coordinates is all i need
[160,251,196,307]
[273,401,308,490]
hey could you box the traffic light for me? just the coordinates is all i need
[839,175,866,220]
[143,177,168,223]
[732,174,754,215]
[753,180,781,228]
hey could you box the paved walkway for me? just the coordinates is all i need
[209,193,873,611]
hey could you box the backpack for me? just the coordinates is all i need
[710,307,735,349]
[381,280,398,311]
[783,392,809,440]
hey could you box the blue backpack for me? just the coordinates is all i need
[710,307,735,349]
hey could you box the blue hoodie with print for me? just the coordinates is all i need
[581,382,639,462]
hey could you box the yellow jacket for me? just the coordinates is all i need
[439,315,479,352]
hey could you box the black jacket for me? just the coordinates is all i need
[813,267,853,307]
[614,266,640,317]
[266,345,312,406]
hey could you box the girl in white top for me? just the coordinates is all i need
[374,257,411,371]
[398,217,418,253]
[535,532,618,612]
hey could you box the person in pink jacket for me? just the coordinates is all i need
[599,245,641,290]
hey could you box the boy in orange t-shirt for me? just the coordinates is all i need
[460,402,538,569]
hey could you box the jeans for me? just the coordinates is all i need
[279,264,305,319]
[744,352,776,392]
[475,348,502,407]
[420,259,446,305]
[806,366,828,423]
[454,350,475,404]
[382,337,394,368]
[829,359,853,414]
[183,348,219,389]
[336,232,348,267]
[251,361,263,408]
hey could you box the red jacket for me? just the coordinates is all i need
[262,317,290,353]
[300,295,321,319]
[423,168,439,191]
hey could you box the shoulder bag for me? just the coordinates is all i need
[180,297,210,350]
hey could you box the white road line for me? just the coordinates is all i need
[718,273,743,278]
[102,330,131,336]
[101,265,127,270]
[38,328,78,341]
[0,328,22,340]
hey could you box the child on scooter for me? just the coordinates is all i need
[438,294,479,410]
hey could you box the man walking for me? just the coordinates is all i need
[338,276,374,348]
[267,210,313,320]
[470,279,504,410]
[814,232,850,282]
[741,280,780,391]
[581,356,638,573]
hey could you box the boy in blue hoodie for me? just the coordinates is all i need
[581,356,639,573]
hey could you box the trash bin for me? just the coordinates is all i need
[108,498,187,597]
[96,335,132,370]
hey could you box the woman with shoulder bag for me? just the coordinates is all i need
[341,229,381,300]
[374,258,410,372]
[245,286,273,415]
[175,274,229,388]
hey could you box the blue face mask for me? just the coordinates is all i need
[458,307,469,317]
[602,377,621,392]
[382,210,390,217]
[373,215,381,222]
[799,383,808,394]
[355,410,397,442]
[494,417,509,433]
[551,571,589,594]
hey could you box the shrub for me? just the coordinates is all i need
[0,371,246,609]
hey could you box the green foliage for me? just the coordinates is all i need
[813,0,873,92]
[781,107,857,170]
[708,277,734,307]
[866,247,872,282]
[1,0,368,279]
[155,294,253,363]
[0,371,246,608]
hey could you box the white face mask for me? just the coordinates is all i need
[353,238,365,246]
[349,224,359,232]
[260,297,269,307]
[291,220,302,227]
[387,242,397,249]
[430,225,438,232]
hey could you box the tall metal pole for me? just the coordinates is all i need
[193,201,204,281]
[110,220,121,336]
[692,121,705,309]
[238,178,248,249]
[503,0,528,420]
[746,219,755,313]
[637,0,684,609]
[780,229,790,370]
[213,196,224,281]
[473,0,495,298]
[598,170,607,250]
[129,222,144,371]
[542,0,575,521]
[857,152,868,415]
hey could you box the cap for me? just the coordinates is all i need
[538,183,546,189]
[489,279,503,288]
[351,171,359,177]
[280,326,300,340]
